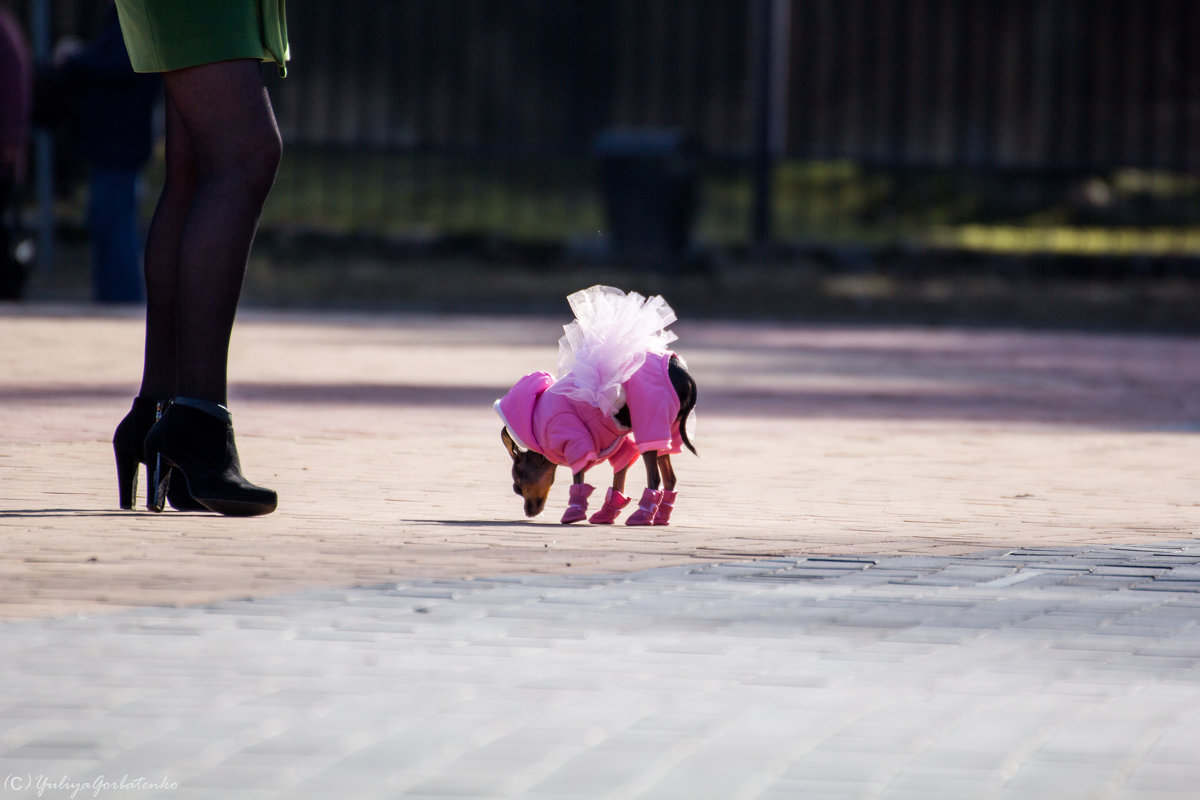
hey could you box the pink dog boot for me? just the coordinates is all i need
[561,483,594,524]
[652,490,678,525]
[625,488,663,526]
[588,488,630,524]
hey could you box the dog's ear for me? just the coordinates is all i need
[501,427,522,461]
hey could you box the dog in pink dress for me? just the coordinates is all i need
[496,286,697,525]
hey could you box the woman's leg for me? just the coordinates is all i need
[160,59,282,404]
[138,91,196,401]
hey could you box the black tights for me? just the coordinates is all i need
[138,60,282,405]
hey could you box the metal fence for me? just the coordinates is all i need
[786,0,1199,171]
[24,0,1200,259]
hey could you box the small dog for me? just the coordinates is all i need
[495,287,697,525]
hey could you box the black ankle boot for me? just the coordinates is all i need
[143,397,278,517]
[113,396,207,511]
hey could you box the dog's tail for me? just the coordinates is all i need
[669,355,698,456]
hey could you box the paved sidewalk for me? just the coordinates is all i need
[2,304,1200,618]
[3,546,1200,799]
[2,303,1200,797]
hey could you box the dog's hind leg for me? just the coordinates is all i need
[642,451,661,490]
[652,454,679,525]
[657,454,676,491]
[626,452,664,526]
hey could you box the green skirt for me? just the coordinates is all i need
[114,0,289,76]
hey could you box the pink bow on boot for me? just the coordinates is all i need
[561,483,594,524]
[588,488,630,524]
[625,487,663,526]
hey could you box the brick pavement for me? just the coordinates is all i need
[2,304,1200,797]
[2,304,1199,618]
[2,547,1200,799]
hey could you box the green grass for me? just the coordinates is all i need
[52,148,1200,258]
[261,152,607,241]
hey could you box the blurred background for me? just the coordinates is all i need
[2,0,1199,327]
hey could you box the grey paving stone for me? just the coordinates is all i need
[5,545,1200,798]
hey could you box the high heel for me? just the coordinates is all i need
[113,398,153,509]
[113,397,207,511]
[144,397,277,517]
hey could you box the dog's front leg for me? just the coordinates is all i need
[611,464,629,493]
[586,464,632,525]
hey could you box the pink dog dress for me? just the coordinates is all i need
[496,285,686,470]
[495,351,683,475]
[495,370,640,475]
[495,286,692,525]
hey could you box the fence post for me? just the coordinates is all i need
[751,0,790,250]
[29,0,54,276]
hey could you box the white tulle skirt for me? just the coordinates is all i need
[553,285,678,417]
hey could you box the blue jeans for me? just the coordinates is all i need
[88,168,145,304]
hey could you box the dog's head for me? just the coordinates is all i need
[502,428,557,517]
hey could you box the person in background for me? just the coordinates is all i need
[54,3,160,303]
[0,3,32,300]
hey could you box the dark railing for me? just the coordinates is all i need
[21,0,1200,258]
[784,0,1198,172]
